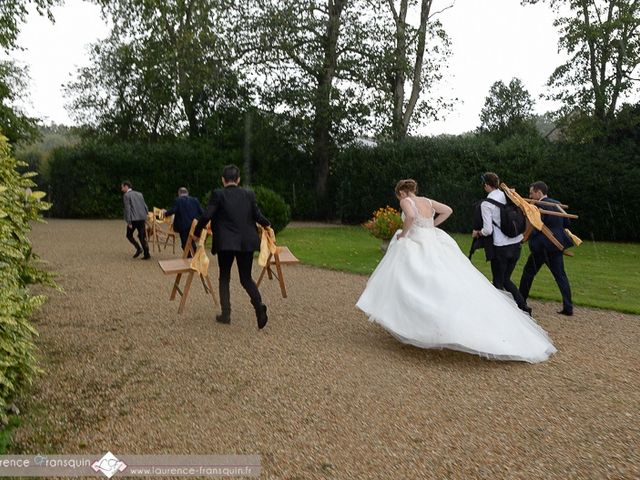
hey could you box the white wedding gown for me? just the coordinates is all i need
[356,197,556,363]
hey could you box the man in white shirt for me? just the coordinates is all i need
[472,172,530,314]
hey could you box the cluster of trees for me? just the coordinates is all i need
[479,0,640,143]
[1,1,62,144]
[62,0,454,208]
[1,1,639,215]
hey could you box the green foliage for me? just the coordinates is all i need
[0,134,54,424]
[252,186,291,234]
[14,124,80,188]
[0,61,39,145]
[523,0,640,136]
[0,0,59,51]
[70,0,249,140]
[0,415,20,453]
[277,226,640,314]
[478,78,538,141]
[48,140,240,218]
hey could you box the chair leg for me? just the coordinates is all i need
[203,274,218,306]
[178,272,195,314]
[256,265,268,287]
[274,255,287,298]
[170,273,183,300]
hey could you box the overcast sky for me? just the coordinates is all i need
[9,0,567,135]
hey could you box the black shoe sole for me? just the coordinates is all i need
[216,315,231,324]
[557,310,573,316]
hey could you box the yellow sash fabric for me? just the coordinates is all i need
[189,228,210,275]
[258,226,277,267]
[565,229,583,246]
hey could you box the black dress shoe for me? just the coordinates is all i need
[557,309,573,316]
[522,305,533,316]
[216,313,231,324]
[257,304,268,330]
[142,253,151,260]
[133,249,143,258]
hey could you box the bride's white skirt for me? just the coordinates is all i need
[356,227,557,363]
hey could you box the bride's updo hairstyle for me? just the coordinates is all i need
[395,179,418,196]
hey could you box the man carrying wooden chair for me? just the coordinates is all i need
[518,181,577,316]
[195,164,272,329]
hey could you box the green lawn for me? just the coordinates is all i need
[277,225,640,315]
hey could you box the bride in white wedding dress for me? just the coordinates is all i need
[356,179,556,363]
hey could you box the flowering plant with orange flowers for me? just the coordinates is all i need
[362,206,403,240]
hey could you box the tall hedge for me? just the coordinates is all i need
[331,135,640,241]
[48,140,242,218]
[47,134,640,241]
[0,135,54,423]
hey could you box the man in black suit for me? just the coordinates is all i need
[165,187,203,254]
[195,165,271,329]
[519,181,574,316]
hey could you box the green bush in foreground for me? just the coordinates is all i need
[252,185,291,234]
[0,134,54,424]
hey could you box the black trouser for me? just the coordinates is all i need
[217,250,263,317]
[126,220,149,254]
[491,243,527,310]
[520,249,573,313]
[178,230,197,257]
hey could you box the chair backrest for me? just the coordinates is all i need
[182,219,209,258]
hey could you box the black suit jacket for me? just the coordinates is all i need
[528,197,572,254]
[195,185,270,254]
[165,195,203,233]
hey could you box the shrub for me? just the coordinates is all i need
[252,185,291,234]
[0,134,54,424]
[363,206,403,240]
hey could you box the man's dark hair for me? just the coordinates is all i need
[530,181,549,195]
[121,180,132,189]
[222,164,240,182]
[481,172,500,189]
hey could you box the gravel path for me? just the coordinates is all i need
[14,219,640,479]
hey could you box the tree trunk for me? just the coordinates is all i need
[313,0,344,212]
[389,0,432,141]
[390,0,408,142]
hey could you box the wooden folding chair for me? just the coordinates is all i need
[256,246,300,298]
[157,219,216,314]
[148,207,177,254]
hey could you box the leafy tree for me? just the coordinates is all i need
[249,0,374,209]
[65,34,178,140]
[478,78,537,141]
[0,61,39,145]
[78,0,249,139]
[364,0,454,141]
[0,0,59,51]
[0,1,60,145]
[523,0,640,136]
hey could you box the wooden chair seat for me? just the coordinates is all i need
[157,219,216,314]
[158,258,193,275]
[256,245,300,298]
